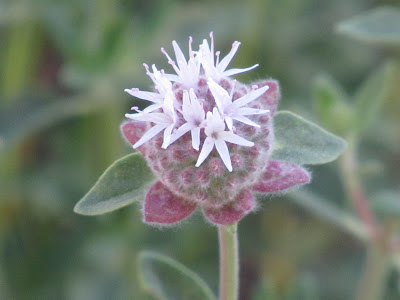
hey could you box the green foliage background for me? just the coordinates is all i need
[1,0,400,299]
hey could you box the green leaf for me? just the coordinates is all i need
[312,74,354,135]
[138,251,217,300]
[272,111,347,165]
[352,62,394,134]
[74,153,153,215]
[371,190,400,216]
[336,6,400,47]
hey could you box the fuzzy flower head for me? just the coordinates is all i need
[121,33,310,226]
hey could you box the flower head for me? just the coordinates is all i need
[122,33,311,226]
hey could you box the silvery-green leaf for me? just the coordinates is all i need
[74,153,153,215]
[272,111,347,165]
[138,251,217,300]
[336,6,400,47]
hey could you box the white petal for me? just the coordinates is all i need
[172,40,187,71]
[230,85,269,109]
[217,41,240,73]
[125,90,162,103]
[143,103,163,113]
[181,90,190,117]
[225,116,233,131]
[195,137,215,168]
[222,64,259,77]
[162,123,175,149]
[164,73,181,82]
[125,112,169,123]
[133,124,166,148]
[207,79,232,112]
[191,127,201,150]
[214,139,232,172]
[219,131,254,147]
[235,107,269,115]
[232,115,260,128]
[169,122,192,145]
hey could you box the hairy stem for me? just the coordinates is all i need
[218,224,239,300]
[355,245,390,300]
[339,137,381,241]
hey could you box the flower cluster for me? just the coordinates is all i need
[121,33,310,226]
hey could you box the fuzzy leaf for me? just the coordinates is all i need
[272,111,347,165]
[74,153,153,215]
[252,160,310,193]
[143,181,197,225]
[336,6,400,47]
[138,251,217,300]
[371,190,400,216]
[352,62,393,134]
[312,74,353,135]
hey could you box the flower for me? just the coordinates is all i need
[161,37,201,89]
[121,33,311,227]
[125,90,177,149]
[124,64,173,113]
[195,108,254,172]
[198,32,259,82]
[169,88,205,150]
[207,78,270,131]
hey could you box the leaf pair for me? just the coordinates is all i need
[74,111,346,216]
[313,62,394,137]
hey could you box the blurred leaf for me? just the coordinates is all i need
[0,87,118,152]
[138,251,217,300]
[371,190,400,216]
[352,62,394,134]
[74,153,153,215]
[272,111,347,165]
[288,190,368,241]
[312,74,354,135]
[336,6,400,47]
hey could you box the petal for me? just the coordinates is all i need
[230,85,269,110]
[207,79,232,112]
[144,181,197,225]
[120,122,147,154]
[222,64,259,77]
[255,80,280,116]
[252,160,311,193]
[191,127,201,151]
[235,107,270,116]
[161,123,175,149]
[125,89,163,104]
[214,139,232,172]
[133,124,166,148]
[231,115,260,128]
[169,122,192,145]
[195,137,215,167]
[172,40,188,70]
[217,41,240,73]
[219,131,254,147]
[203,189,254,225]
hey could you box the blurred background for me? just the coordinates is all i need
[1,0,400,299]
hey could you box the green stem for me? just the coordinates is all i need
[355,245,390,300]
[218,224,239,300]
[339,137,381,241]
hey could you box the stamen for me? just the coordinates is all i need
[210,32,214,64]
[161,47,175,65]
[215,51,220,66]
[189,36,193,56]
